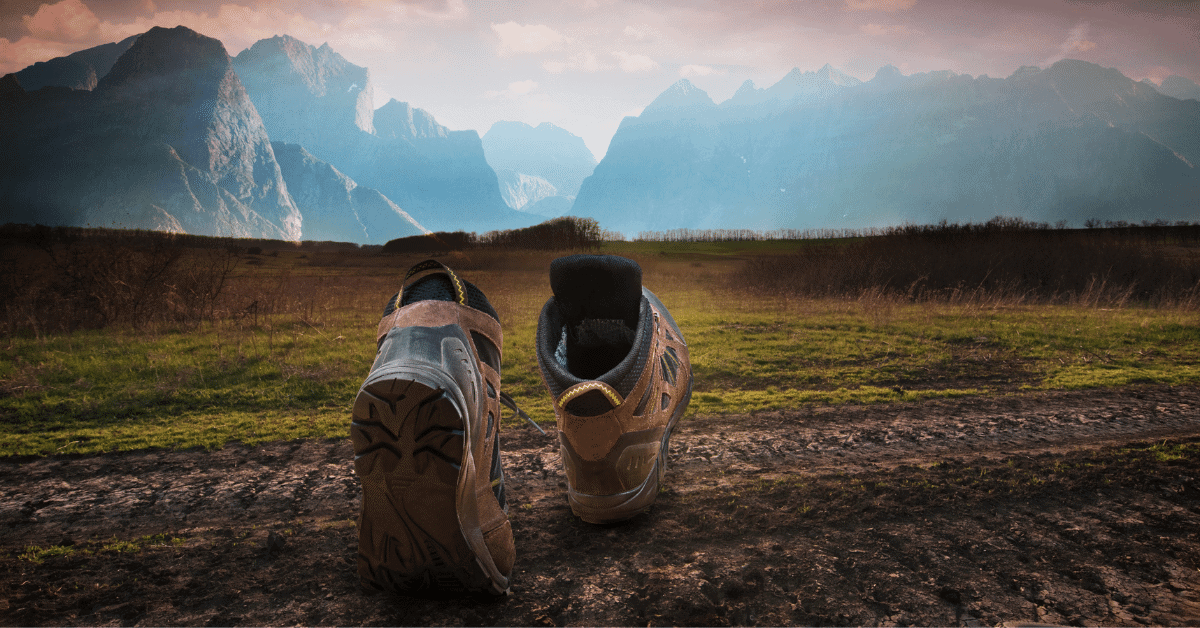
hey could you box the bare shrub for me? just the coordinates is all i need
[732,218,1200,309]
[0,225,239,336]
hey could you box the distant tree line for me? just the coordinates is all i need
[0,223,366,253]
[636,227,884,241]
[382,216,615,254]
[637,217,1200,245]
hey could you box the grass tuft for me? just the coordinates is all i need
[18,533,184,563]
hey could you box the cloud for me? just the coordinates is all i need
[1141,66,1173,85]
[1044,22,1096,65]
[507,79,537,95]
[0,35,72,71]
[623,23,660,41]
[1071,39,1096,53]
[485,79,538,99]
[860,23,916,36]
[612,50,657,72]
[845,0,916,12]
[22,0,100,41]
[491,21,566,56]
[382,0,468,21]
[680,64,724,78]
[544,51,607,73]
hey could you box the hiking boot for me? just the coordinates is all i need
[535,254,693,523]
[351,259,514,595]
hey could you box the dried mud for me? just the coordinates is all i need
[3,385,1200,626]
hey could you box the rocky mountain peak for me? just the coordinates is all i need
[1041,59,1157,116]
[816,63,862,86]
[239,35,351,97]
[1009,65,1044,81]
[14,34,138,92]
[644,79,715,114]
[373,99,447,140]
[763,64,861,102]
[98,26,229,95]
[1157,75,1200,101]
[733,79,758,96]
[874,64,903,80]
[720,79,766,108]
[1,73,23,99]
[94,26,265,177]
[1045,59,1130,89]
[233,34,374,135]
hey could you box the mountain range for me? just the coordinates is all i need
[4,25,1198,241]
[572,61,1200,235]
[1,26,526,241]
[231,35,529,233]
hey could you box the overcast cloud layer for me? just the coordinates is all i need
[2,0,1197,159]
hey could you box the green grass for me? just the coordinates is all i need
[0,319,378,456]
[653,283,1199,417]
[2,245,1198,457]
[18,533,185,564]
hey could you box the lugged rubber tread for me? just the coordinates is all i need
[351,343,503,596]
[355,265,514,597]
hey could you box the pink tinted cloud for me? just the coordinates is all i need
[22,0,99,40]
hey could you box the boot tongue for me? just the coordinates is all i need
[549,254,642,327]
[550,254,644,382]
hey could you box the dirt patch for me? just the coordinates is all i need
[3,385,1200,626]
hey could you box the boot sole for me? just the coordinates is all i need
[351,328,506,595]
[567,372,694,524]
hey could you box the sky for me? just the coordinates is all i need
[2,0,1197,161]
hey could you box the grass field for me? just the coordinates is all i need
[2,236,1198,457]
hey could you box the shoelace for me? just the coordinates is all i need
[499,391,545,435]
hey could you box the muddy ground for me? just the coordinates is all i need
[2,385,1199,626]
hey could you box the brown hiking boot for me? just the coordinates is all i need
[535,254,693,523]
[351,259,514,595]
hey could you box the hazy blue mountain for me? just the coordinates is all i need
[1,26,302,240]
[573,60,1200,235]
[642,79,717,118]
[14,35,138,91]
[272,142,427,244]
[233,36,529,233]
[491,168,572,218]
[494,169,558,210]
[1145,75,1200,101]
[482,121,597,198]
[761,64,862,103]
[522,194,574,218]
[374,99,445,140]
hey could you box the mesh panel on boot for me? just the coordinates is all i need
[381,274,500,322]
